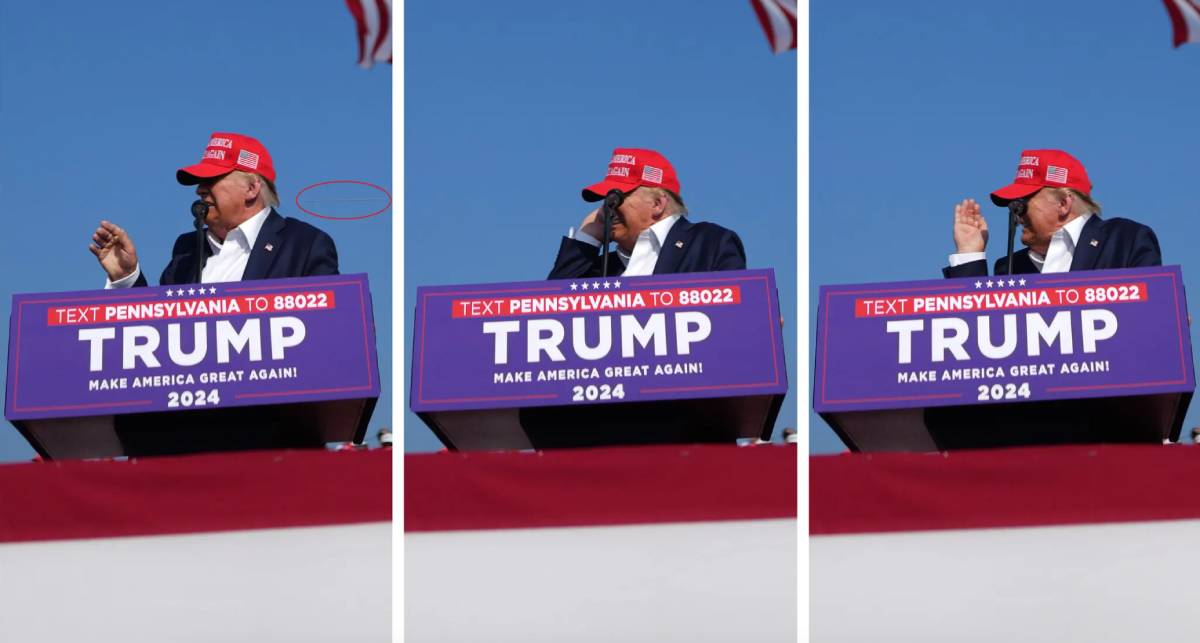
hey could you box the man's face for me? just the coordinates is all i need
[612,188,666,251]
[195,173,251,239]
[1018,189,1071,251]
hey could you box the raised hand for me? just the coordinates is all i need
[952,198,988,254]
[578,207,605,240]
[89,220,139,282]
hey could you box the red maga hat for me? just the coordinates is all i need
[581,148,681,202]
[177,132,276,185]
[990,149,1092,206]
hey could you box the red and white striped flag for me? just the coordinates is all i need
[346,0,392,68]
[749,0,797,54]
[1164,0,1200,47]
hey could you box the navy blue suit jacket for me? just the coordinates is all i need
[942,216,1161,278]
[548,217,746,279]
[133,209,338,286]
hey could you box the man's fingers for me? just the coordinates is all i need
[88,245,101,258]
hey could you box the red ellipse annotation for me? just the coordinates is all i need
[295,180,392,221]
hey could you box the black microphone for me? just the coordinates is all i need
[190,200,209,283]
[601,189,624,277]
[1005,199,1026,276]
[190,199,210,220]
[604,189,624,211]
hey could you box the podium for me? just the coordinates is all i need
[411,269,788,450]
[5,274,381,459]
[814,266,1195,451]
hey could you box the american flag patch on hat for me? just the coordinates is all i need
[238,149,260,170]
[642,165,663,184]
[1046,165,1068,183]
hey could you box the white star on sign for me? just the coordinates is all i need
[580,282,589,290]
[613,280,622,288]
[593,281,601,290]
[974,281,982,289]
[1008,279,1016,287]
[986,280,994,288]
[188,288,196,295]
[570,283,578,291]
[603,281,611,289]
[1019,278,1027,286]
[165,289,174,297]
[209,287,217,294]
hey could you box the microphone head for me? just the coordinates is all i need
[604,189,625,209]
[190,200,210,220]
[1007,198,1027,221]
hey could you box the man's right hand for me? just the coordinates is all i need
[952,198,988,254]
[89,220,139,282]
[578,207,605,240]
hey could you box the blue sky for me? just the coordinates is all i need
[811,1,1200,452]
[0,1,392,463]
[404,1,798,452]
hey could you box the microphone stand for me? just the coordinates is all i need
[601,189,624,277]
[190,200,209,284]
[1006,199,1025,276]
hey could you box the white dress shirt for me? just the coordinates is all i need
[948,213,1094,275]
[107,207,271,288]
[571,214,682,277]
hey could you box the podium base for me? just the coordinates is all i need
[15,397,377,460]
[421,394,785,451]
[824,392,1191,452]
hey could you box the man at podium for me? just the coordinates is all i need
[549,148,745,279]
[89,132,339,287]
[943,148,1160,277]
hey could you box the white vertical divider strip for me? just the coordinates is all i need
[392,1,405,640]
[795,1,810,641]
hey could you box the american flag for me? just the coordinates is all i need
[1163,0,1200,47]
[238,149,260,170]
[642,165,664,184]
[749,0,797,54]
[346,0,392,68]
[1046,165,1069,184]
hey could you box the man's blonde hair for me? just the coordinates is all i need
[1046,187,1101,216]
[231,170,279,208]
[636,186,687,215]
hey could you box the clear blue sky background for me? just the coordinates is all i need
[812,1,1200,453]
[0,1,391,463]
[405,1,797,452]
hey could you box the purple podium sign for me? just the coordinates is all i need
[411,269,787,450]
[6,274,380,458]
[815,267,1194,451]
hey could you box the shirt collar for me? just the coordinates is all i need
[1060,212,1092,248]
[616,214,683,263]
[1026,213,1093,268]
[207,207,271,252]
[647,213,682,247]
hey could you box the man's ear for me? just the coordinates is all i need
[245,175,262,201]
[650,191,669,217]
[1057,191,1074,219]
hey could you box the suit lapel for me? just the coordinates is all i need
[174,230,214,285]
[242,209,285,281]
[651,217,692,275]
[1069,216,1105,271]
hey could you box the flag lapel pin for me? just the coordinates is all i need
[1089,239,1099,247]
[265,243,275,252]
[675,241,684,249]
